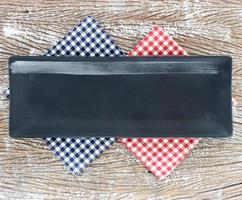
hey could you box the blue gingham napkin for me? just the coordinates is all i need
[44,16,125,173]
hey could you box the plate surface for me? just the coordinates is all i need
[9,56,232,138]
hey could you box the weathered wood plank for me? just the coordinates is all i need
[0,0,242,199]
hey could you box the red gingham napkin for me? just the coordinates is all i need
[121,26,200,179]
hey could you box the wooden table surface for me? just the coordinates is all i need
[0,0,242,199]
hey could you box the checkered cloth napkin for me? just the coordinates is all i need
[44,16,125,174]
[121,26,199,179]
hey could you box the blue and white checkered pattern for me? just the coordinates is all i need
[45,138,115,173]
[46,16,124,57]
[44,16,125,174]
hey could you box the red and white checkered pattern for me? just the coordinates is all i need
[130,26,188,57]
[121,26,199,180]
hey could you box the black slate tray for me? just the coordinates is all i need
[9,56,232,138]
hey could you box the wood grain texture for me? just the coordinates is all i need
[0,0,242,199]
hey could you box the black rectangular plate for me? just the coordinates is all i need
[9,56,232,138]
